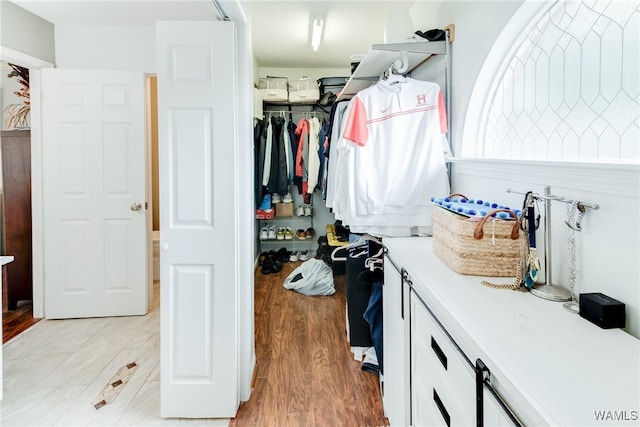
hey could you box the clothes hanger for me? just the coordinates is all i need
[379,52,409,86]
[331,234,382,262]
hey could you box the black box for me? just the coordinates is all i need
[579,292,625,329]
[318,77,348,96]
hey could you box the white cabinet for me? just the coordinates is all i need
[410,294,475,426]
[382,255,410,426]
[483,388,517,427]
[382,237,640,427]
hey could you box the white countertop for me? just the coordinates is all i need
[0,256,14,266]
[384,237,640,426]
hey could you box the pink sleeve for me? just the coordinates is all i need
[438,90,448,134]
[342,97,369,147]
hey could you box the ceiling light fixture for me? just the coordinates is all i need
[311,13,324,52]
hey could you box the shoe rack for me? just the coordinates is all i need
[258,185,316,257]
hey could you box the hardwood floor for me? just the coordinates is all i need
[2,300,39,343]
[2,269,40,344]
[230,260,388,427]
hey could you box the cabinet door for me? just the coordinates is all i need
[483,388,517,427]
[382,255,409,426]
[411,296,475,426]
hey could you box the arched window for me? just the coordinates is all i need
[462,0,639,162]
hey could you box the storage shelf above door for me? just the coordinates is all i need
[339,36,450,99]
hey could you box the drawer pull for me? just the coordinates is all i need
[431,336,448,370]
[433,388,451,427]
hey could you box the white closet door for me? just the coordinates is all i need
[156,21,239,418]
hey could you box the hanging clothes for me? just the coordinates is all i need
[327,77,451,237]
[307,117,321,195]
[295,118,310,196]
[266,115,288,196]
[254,118,265,207]
[261,119,273,188]
[317,118,329,191]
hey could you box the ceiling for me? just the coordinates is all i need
[9,0,416,69]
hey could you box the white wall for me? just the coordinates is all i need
[55,25,156,72]
[408,1,639,338]
[410,0,524,152]
[0,1,55,65]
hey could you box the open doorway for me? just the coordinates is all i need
[1,61,39,343]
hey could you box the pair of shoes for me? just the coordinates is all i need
[295,205,305,216]
[289,250,300,262]
[305,227,315,239]
[283,193,293,203]
[272,193,282,204]
[258,252,268,265]
[261,251,282,274]
[259,226,269,240]
[267,225,276,240]
[304,205,312,216]
[295,229,306,240]
[299,250,314,261]
[275,247,290,262]
[284,227,294,240]
[259,194,272,211]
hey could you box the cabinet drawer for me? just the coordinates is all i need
[412,297,475,417]
[413,341,474,426]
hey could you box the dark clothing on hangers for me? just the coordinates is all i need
[364,281,383,374]
[254,118,266,207]
[267,116,288,196]
[317,118,328,190]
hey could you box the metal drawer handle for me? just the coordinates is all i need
[431,336,448,370]
[433,388,451,427]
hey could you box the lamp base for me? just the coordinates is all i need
[529,283,572,302]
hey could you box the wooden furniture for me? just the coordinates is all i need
[0,255,15,400]
[1,130,32,310]
[383,237,639,426]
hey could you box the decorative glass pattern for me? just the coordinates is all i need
[482,0,639,162]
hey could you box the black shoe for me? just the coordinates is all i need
[261,259,272,275]
[276,247,290,262]
[415,29,445,41]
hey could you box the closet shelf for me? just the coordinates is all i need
[339,25,453,100]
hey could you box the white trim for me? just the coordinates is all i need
[450,158,640,199]
[223,0,256,404]
[460,1,554,157]
[0,46,53,70]
[28,71,44,318]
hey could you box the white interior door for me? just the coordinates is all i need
[41,69,148,319]
[156,21,239,418]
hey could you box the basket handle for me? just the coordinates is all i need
[473,209,520,240]
[448,193,468,200]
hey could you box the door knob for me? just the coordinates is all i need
[130,202,143,211]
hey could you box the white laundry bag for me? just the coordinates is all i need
[283,258,335,296]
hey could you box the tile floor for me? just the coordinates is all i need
[0,283,229,427]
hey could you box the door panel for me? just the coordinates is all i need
[41,69,147,319]
[157,21,238,418]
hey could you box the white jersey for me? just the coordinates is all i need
[342,77,450,218]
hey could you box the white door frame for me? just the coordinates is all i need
[0,45,53,319]
[222,1,256,404]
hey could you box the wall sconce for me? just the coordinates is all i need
[311,13,324,52]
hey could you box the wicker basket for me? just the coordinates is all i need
[432,205,523,277]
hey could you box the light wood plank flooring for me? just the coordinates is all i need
[230,260,387,427]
